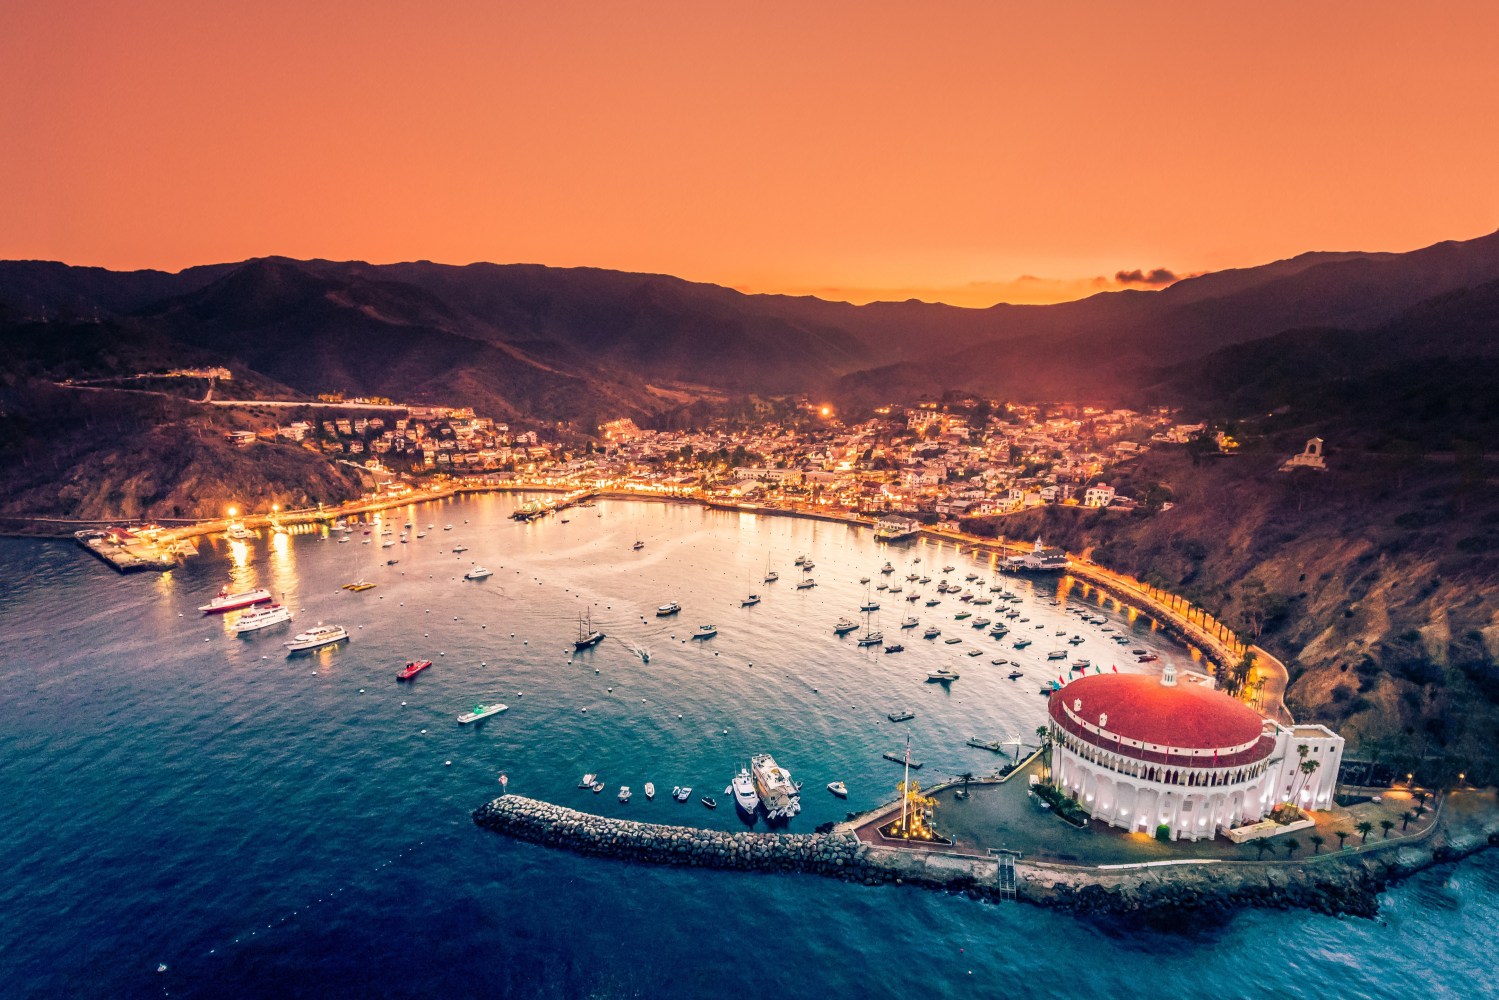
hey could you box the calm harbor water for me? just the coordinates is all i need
[3,494,1494,999]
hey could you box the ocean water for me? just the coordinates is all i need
[2,494,1494,1000]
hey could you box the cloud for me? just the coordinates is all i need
[1114,267,1179,286]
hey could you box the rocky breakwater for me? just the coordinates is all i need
[472,795,873,879]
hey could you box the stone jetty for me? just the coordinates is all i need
[474,793,1499,919]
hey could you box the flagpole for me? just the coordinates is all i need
[901,733,911,838]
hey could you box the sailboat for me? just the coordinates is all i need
[574,612,605,649]
[763,554,778,584]
[741,570,760,606]
[856,605,884,647]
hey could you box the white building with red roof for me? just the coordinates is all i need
[1047,663,1343,841]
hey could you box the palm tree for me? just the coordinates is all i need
[1380,819,1395,839]
[1356,820,1374,844]
[1283,837,1302,858]
[1310,833,1326,854]
[1335,829,1350,850]
[1401,810,1415,831]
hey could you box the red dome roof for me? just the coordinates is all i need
[1049,673,1266,751]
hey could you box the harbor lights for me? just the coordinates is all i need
[227,506,238,519]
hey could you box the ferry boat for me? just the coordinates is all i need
[199,586,273,614]
[233,603,291,633]
[464,567,493,580]
[457,701,508,724]
[692,624,718,639]
[574,614,606,649]
[749,754,801,820]
[833,617,859,635]
[656,602,682,616]
[284,624,350,653]
[397,659,432,680]
[827,781,848,798]
[730,768,760,815]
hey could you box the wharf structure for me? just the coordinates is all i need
[1046,663,1342,841]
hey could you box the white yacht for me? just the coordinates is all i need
[234,603,292,634]
[692,624,718,639]
[464,567,493,580]
[644,782,656,800]
[730,768,760,815]
[284,624,350,653]
[618,786,632,803]
[656,601,682,616]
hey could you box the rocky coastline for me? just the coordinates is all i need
[474,793,1499,920]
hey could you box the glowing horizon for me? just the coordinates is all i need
[3,1,1498,307]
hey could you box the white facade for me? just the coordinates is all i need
[1048,670,1344,841]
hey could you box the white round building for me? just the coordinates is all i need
[1046,664,1342,841]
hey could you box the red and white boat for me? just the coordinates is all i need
[199,586,273,614]
[397,659,433,681]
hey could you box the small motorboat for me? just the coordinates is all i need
[1072,659,1091,670]
[827,781,848,798]
[457,702,508,724]
[591,781,605,793]
[632,541,645,550]
[925,598,941,607]
[701,796,718,809]
[1013,638,1032,649]
[618,786,632,803]
[796,579,816,590]
[579,773,598,788]
[1008,669,1025,680]
[954,611,972,620]
[692,624,718,639]
[884,643,905,653]
[927,669,960,683]
[645,782,656,800]
[859,576,870,584]
[452,544,469,553]
[464,567,493,580]
[923,627,940,639]
[672,786,692,802]
[397,659,432,680]
[1138,653,1160,663]
[833,617,859,635]
[656,601,682,616]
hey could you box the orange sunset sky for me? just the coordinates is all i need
[3,1,1498,306]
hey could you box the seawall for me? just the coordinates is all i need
[474,793,1499,919]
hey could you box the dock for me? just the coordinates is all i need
[73,528,183,573]
[883,752,922,769]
